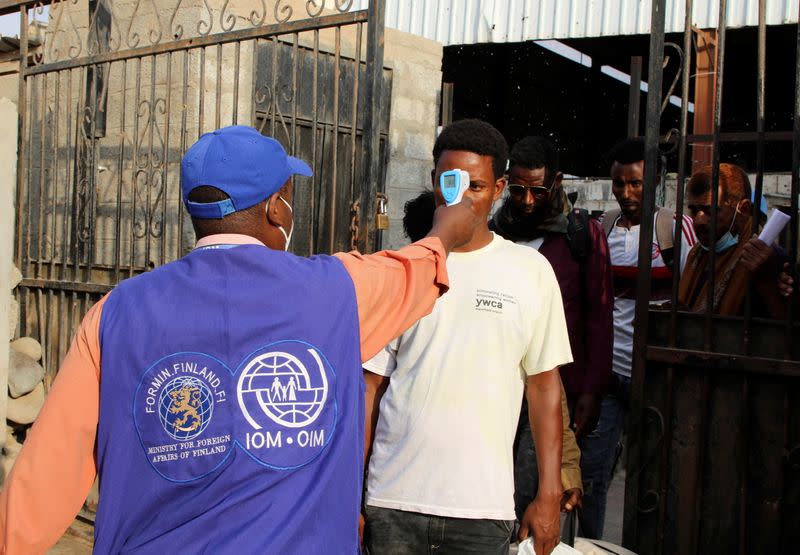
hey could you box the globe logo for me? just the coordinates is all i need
[237,348,329,429]
[158,376,214,441]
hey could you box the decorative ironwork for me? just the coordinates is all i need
[126,0,163,49]
[661,42,683,115]
[44,0,83,63]
[133,97,166,239]
[12,0,389,424]
[26,0,362,65]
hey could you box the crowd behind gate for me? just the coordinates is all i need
[0,119,796,555]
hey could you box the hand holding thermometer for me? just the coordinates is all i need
[439,169,470,206]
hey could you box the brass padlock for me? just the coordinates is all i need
[376,194,389,230]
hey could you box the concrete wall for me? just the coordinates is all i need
[0,96,19,440]
[564,173,797,216]
[380,28,442,249]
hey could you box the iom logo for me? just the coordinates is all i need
[236,340,336,469]
[158,376,214,441]
[237,348,328,429]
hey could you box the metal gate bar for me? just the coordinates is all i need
[627,0,800,552]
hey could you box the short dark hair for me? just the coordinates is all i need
[687,163,751,203]
[402,190,436,242]
[607,137,666,174]
[607,138,645,166]
[432,119,508,179]
[509,136,559,175]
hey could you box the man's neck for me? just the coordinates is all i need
[452,226,493,253]
[617,213,641,229]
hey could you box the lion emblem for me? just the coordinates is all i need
[168,385,202,433]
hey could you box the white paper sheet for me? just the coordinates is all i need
[758,209,791,245]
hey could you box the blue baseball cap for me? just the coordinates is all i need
[181,125,312,219]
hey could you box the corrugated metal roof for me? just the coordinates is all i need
[356,0,799,45]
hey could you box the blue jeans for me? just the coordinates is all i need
[364,505,514,554]
[577,374,629,539]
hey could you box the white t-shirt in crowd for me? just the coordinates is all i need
[364,233,573,520]
[607,212,696,377]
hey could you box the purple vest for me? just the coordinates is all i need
[95,244,363,553]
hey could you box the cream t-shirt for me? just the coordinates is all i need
[364,233,573,520]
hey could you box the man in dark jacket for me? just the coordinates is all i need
[491,136,614,537]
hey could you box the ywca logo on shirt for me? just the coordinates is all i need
[236,341,336,469]
[474,289,517,314]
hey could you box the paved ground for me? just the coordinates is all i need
[603,466,625,545]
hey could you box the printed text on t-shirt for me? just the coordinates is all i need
[474,289,517,314]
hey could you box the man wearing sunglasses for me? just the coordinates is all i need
[490,136,614,539]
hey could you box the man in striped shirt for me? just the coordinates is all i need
[583,139,696,539]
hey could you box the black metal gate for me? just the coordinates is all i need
[626,1,800,553]
[4,0,391,385]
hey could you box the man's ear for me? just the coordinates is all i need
[554,171,564,190]
[493,176,507,201]
[266,192,289,228]
[736,198,752,216]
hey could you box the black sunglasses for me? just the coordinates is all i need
[507,177,557,198]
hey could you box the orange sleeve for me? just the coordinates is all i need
[0,294,107,555]
[335,237,449,362]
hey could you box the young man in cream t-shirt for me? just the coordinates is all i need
[362,120,573,555]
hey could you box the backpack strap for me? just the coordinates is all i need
[655,207,676,271]
[566,208,591,263]
[601,208,621,237]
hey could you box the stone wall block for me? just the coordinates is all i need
[585,182,606,201]
[777,175,791,197]
[403,132,433,161]
[761,174,779,195]
[386,159,431,192]
[7,297,18,342]
[10,337,43,362]
[9,266,21,290]
[3,426,21,458]
[7,382,45,425]
[8,350,45,399]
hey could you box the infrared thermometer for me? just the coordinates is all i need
[439,169,470,206]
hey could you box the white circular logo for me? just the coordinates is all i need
[237,348,328,429]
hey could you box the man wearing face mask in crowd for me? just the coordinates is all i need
[679,162,787,318]
[0,125,484,553]
[587,138,697,539]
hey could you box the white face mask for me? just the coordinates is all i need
[274,195,294,251]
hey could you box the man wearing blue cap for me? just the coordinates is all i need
[0,125,482,553]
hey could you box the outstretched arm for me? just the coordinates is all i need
[336,199,482,361]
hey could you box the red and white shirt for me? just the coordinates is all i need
[605,212,696,377]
